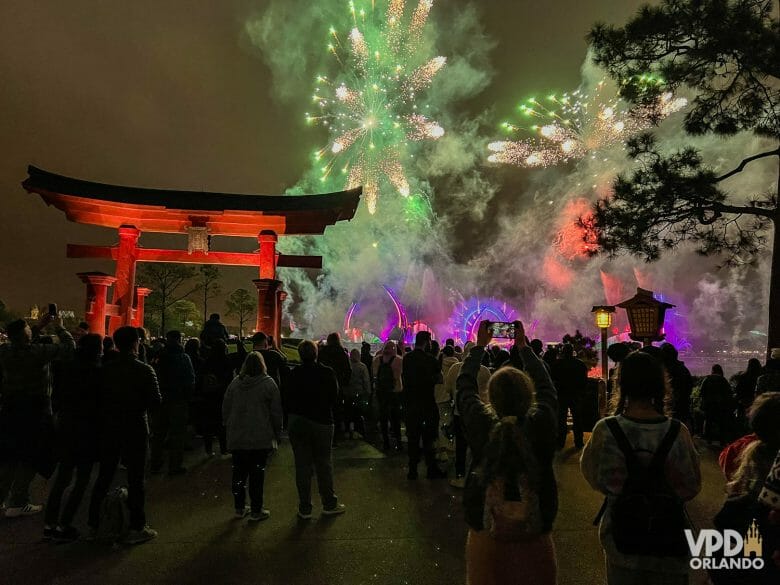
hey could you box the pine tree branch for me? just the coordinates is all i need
[714,148,780,182]
[711,201,776,218]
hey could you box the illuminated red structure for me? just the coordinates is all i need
[23,166,360,337]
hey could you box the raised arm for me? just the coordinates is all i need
[518,344,558,429]
[456,322,498,458]
[32,323,76,364]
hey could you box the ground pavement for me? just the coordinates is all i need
[0,433,726,585]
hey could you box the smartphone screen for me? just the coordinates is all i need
[490,322,515,339]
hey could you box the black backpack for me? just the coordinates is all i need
[376,357,395,393]
[594,417,690,557]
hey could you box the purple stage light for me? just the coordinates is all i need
[450,297,518,345]
[344,285,410,343]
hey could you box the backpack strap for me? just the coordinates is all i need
[594,418,636,527]
[595,417,683,527]
[648,419,681,474]
[604,417,637,466]
[593,497,608,526]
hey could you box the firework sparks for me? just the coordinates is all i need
[308,0,446,214]
[487,79,687,168]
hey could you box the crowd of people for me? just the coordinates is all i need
[1,311,779,584]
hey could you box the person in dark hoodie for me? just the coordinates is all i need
[200,313,229,349]
[250,332,287,389]
[402,331,446,480]
[360,342,374,392]
[0,314,75,519]
[699,364,736,444]
[317,333,351,440]
[287,340,345,520]
[44,333,102,542]
[197,339,234,457]
[661,342,694,429]
[457,321,559,585]
[757,350,780,394]
[87,326,161,545]
[732,358,762,417]
[550,343,588,449]
[318,333,352,389]
[150,330,195,475]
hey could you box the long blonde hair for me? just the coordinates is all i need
[488,367,535,419]
[484,368,539,486]
[239,351,267,378]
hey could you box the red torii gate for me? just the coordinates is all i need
[23,166,360,338]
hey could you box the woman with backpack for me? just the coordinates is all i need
[580,350,701,585]
[456,321,559,585]
[222,352,282,521]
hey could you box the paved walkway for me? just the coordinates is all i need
[0,434,726,585]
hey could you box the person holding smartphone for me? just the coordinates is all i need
[0,311,75,517]
[457,320,559,585]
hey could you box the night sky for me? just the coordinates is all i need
[0,0,647,320]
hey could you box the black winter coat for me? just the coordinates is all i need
[52,354,101,463]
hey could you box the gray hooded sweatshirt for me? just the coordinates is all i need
[222,374,282,451]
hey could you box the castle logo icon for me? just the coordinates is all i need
[743,519,762,558]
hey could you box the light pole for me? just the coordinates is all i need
[591,305,616,384]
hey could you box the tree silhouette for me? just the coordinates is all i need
[137,263,199,336]
[196,265,222,322]
[225,288,255,339]
[588,0,779,355]
[170,299,202,337]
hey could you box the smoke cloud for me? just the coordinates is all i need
[246,2,774,353]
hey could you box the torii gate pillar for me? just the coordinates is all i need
[133,287,153,328]
[77,272,117,336]
[258,230,278,279]
[253,278,283,340]
[108,225,141,335]
[276,290,288,340]
[253,230,286,340]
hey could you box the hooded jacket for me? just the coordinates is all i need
[457,345,559,533]
[222,374,282,451]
